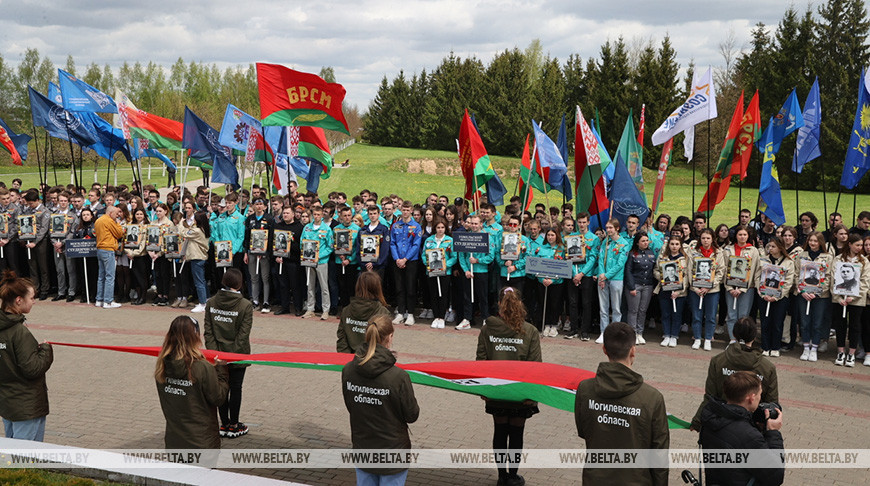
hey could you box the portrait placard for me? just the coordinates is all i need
[249,229,268,255]
[759,264,785,298]
[145,225,163,252]
[301,239,319,267]
[0,212,8,237]
[564,234,586,263]
[334,229,352,256]
[798,260,825,295]
[360,234,380,263]
[659,260,683,292]
[692,257,714,289]
[273,230,292,258]
[50,213,68,238]
[833,261,862,298]
[17,215,36,240]
[163,232,181,259]
[726,255,750,288]
[125,224,143,249]
[426,248,447,277]
[500,233,521,261]
[215,240,232,267]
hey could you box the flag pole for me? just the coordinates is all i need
[834,188,842,215]
[63,120,79,190]
[794,168,799,223]
[31,124,44,193]
[261,125,272,198]
[523,141,538,216]
[79,144,83,187]
[534,142,553,228]
[706,119,712,217]
[821,158,829,233]
[852,191,857,225]
[48,134,58,186]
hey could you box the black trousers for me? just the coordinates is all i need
[26,239,50,295]
[523,275,540,326]
[336,263,359,309]
[392,260,419,315]
[275,260,304,313]
[428,276,451,318]
[219,366,246,426]
[0,242,20,274]
[567,276,596,335]
[832,304,863,350]
[463,272,489,324]
[153,257,171,297]
[499,276,524,297]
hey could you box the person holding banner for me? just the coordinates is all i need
[19,190,50,300]
[71,209,98,304]
[421,218,455,329]
[496,215,527,293]
[0,188,21,275]
[796,232,833,362]
[687,229,725,351]
[565,213,599,341]
[337,271,390,353]
[301,206,334,320]
[655,236,689,347]
[831,234,870,367]
[457,215,495,331]
[149,204,173,306]
[334,206,361,312]
[780,226,803,351]
[243,198,274,313]
[125,209,150,306]
[94,205,126,309]
[723,226,761,343]
[755,238,794,357]
[476,287,541,486]
[183,212,211,313]
[272,207,305,316]
[537,229,566,338]
[50,192,76,302]
[359,205,391,281]
[595,219,629,344]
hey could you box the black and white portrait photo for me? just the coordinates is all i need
[0,213,7,236]
[146,225,162,250]
[50,214,67,236]
[660,261,682,291]
[125,224,140,246]
[727,256,750,288]
[164,233,180,257]
[565,235,586,262]
[693,257,713,288]
[799,261,824,294]
[250,229,267,254]
[360,235,379,262]
[760,264,784,297]
[18,215,35,239]
[215,241,232,267]
[273,230,290,257]
[334,229,351,255]
[427,248,446,276]
[301,239,319,266]
[501,233,520,260]
[833,261,862,297]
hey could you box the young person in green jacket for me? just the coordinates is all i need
[457,215,497,330]
[422,217,456,329]
[301,206,335,320]
[596,218,629,343]
[496,214,528,293]
[334,206,361,311]
[536,229,566,337]
[565,212,599,340]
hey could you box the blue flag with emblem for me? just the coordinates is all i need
[555,115,573,201]
[756,88,804,154]
[793,77,821,173]
[29,86,97,147]
[182,107,238,188]
[758,119,786,225]
[609,152,649,231]
[77,111,131,162]
[841,69,870,189]
[218,104,261,152]
[58,69,117,113]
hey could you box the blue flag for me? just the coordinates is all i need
[58,69,116,113]
[531,121,568,193]
[218,104,262,152]
[793,78,821,173]
[757,88,804,154]
[48,82,63,105]
[609,152,650,231]
[555,115,573,201]
[0,117,31,161]
[77,111,131,162]
[758,119,787,225]
[29,87,97,147]
[593,124,615,183]
[131,140,175,170]
[182,107,238,187]
[841,69,870,189]
[303,159,324,192]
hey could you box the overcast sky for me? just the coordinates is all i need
[1,0,818,111]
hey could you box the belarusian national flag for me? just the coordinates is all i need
[124,107,183,151]
[256,63,350,135]
[574,106,609,217]
[517,134,534,211]
[290,126,332,179]
[49,342,691,429]
[731,90,761,180]
[651,138,674,213]
[698,91,745,216]
[458,109,496,199]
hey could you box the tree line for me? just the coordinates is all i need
[364,0,870,194]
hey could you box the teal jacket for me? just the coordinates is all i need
[496,233,529,278]
[648,228,666,255]
[458,231,496,273]
[212,208,245,254]
[301,221,334,264]
[422,235,456,272]
[535,243,565,285]
[569,231,600,277]
[597,236,630,281]
[333,222,361,265]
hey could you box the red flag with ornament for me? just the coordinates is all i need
[731,90,761,180]
[651,138,674,213]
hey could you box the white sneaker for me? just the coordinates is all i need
[809,348,818,362]
[819,340,828,353]
[392,313,405,325]
[864,355,870,366]
[439,319,446,329]
[261,304,271,313]
[404,314,415,326]
[637,335,646,345]
[770,350,780,357]
[191,303,206,313]
[800,347,811,361]
[691,339,702,350]
[680,324,689,333]
[704,340,712,351]
[595,334,604,344]
[550,325,559,337]
[445,309,456,322]
[834,352,845,365]
[845,354,856,367]
[431,318,439,329]
[668,337,677,347]
[455,319,471,330]
[660,336,670,347]
[762,350,770,356]
[103,301,121,309]
[94,301,103,308]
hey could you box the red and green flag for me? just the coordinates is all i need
[517,134,535,211]
[49,342,690,429]
[698,91,745,216]
[123,107,183,151]
[256,63,350,135]
[574,106,609,217]
[651,138,674,213]
[0,116,27,166]
[290,125,332,179]
[458,109,496,200]
[731,90,761,180]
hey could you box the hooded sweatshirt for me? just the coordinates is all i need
[476,316,541,410]
[0,311,53,421]
[336,297,390,353]
[204,289,254,366]
[691,343,779,429]
[156,358,228,449]
[575,361,669,486]
[341,343,419,475]
[699,398,784,486]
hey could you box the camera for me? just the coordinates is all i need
[752,402,781,428]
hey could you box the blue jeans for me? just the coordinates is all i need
[659,294,685,338]
[190,259,208,305]
[3,416,46,441]
[96,249,116,303]
[725,291,754,340]
[760,298,788,351]
[689,291,720,340]
[598,280,624,331]
[355,469,408,486]
[799,297,830,346]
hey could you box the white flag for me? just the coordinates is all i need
[652,67,718,146]
[683,126,695,162]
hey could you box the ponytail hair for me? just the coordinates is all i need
[498,287,527,335]
[0,270,35,313]
[733,317,757,344]
[359,315,393,365]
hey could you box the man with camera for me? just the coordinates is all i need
[699,371,784,486]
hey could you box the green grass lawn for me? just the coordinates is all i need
[0,468,122,485]
[3,143,866,228]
